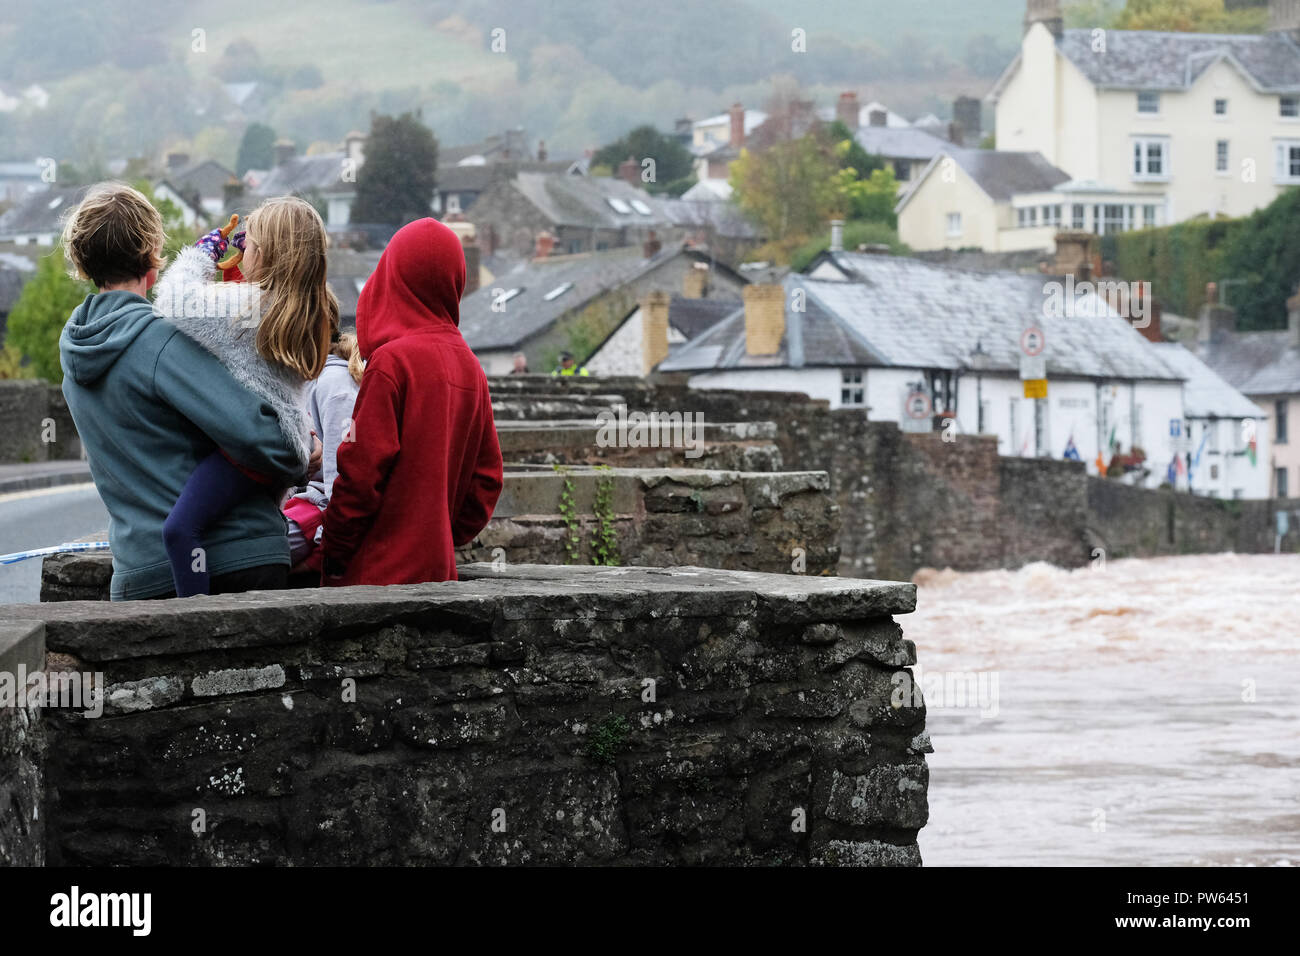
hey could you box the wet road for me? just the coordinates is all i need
[0,483,109,603]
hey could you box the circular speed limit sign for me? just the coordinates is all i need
[904,390,932,420]
[1020,326,1046,357]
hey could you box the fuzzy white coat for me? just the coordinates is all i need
[153,247,313,467]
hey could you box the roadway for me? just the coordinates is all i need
[0,483,109,603]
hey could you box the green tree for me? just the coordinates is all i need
[5,251,93,384]
[827,119,885,179]
[592,125,694,194]
[351,112,439,227]
[1114,0,1266,32]
[235,123,277,176]
[835,166,900,227]
[729,137,842,240]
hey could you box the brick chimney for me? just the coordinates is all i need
[536,139,547,162]
[1130,281,1163,344]
[461,236,481,298]
[868,108,888,127]
[1053,231,1095,282]
[1025,0,1064,37]
[1198,282,1237,345]
[743,284,785,356]
[729,103,745,149]
[683,261,709,299]
[534,230,556,259]
[165,151,190,172]
[273,139,297,167]
[642,229,662,259]
[1271,0,1300,35]
[618,156,641,187]
[641,290,671,375]
[836,91,861,132]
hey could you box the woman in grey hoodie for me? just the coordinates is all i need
[285,329,363,569]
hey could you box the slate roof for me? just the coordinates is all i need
[668,294,742,339]
[1150,342,1265,418]
[657,197,761,239]
[170,159,237,200]
[460,244,681,351]
[853,126,951,162]
[1195,329,1300,395]
[0,186,89,239]
[508,173,676,231]
[438,164,496,193]
[326,248,382,325]
[993,28,1300,97]
[898,148,1071,212]
[662,253,1182,381]
[255,153,353,197]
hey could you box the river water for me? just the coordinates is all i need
[906,553,1300,867]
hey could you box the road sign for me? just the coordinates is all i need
[1020,326,1046,357]
[1169,418,1182,438]
[904,390,932,420]
[1023,379,1048,399]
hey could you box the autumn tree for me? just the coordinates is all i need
[351,112,439,227]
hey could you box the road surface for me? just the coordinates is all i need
[0,483,109,604]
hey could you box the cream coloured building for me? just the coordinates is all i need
[991,0,1300,224]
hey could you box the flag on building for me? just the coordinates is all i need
[1246,435,1258,467]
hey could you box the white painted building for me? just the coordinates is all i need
[990,0,1300,224]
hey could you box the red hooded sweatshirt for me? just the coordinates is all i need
[321,218,503,586]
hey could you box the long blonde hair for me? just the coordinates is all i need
[245,197,337,380]
[332,331,364,384]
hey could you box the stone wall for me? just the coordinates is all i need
[14,565,928,866]
[0,622,45,866]
[0,381,82,464]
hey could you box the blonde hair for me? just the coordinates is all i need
[332,331,364,384]
[245,197,337,380]
[62,182,165,288]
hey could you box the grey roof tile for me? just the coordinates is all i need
[1150,342,1264,418]
[1195,329,1300,395]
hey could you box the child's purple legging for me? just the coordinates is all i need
[163,451,262,597]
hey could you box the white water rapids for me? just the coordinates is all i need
[906,553,1300,866]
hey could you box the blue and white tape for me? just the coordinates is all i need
[0,541,110,566]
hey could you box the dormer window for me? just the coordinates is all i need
[1137,91,1160,114]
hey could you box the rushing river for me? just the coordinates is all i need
[906,553,1300,867]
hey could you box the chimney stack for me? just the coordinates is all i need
[1024,0,1064,37]
[743,283,786,356]
[344,131,366,168]
[461,236,481,298]
[868,108,888,127]
[642,229,662,259]
[683,261,710,299]
[536,139,547,162]
[273,139,297,167]
[1053,231,1095,282]
[165,151,190,172]
[1271,0,1300,36]
[1130,281,1163,344]
[729,103,745,149]
[534,230,555,259]
[1198,282,1238,345]
[641,290,671,375]
[618,155,641,187]
[830,219,844,253]
[836,91,861,132]
[953,96,982,147]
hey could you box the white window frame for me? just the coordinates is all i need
[1137,91,1160,115]
[1017,206,1038,228]
[1132,136,1171,182]
[1071,203,1087,230]
[946,212,962,237]
[1275,139,1300,183]
[840,369,865,407]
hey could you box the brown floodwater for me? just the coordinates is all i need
[905,553,1300,867]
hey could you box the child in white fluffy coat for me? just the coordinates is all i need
[152,197,336,596]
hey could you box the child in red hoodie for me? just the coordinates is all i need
[321,218,503,585]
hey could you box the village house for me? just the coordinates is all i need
[1193,285,1300,498]
[0,160,48,205]
[254,133,365,229]
[690,104,767,182]
[586,281,744,377]
[990,0,1300,224]
[460,241,746,375]
[0,186,89,246]
[153,153,239,228]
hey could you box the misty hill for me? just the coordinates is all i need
[0,0,1025,167]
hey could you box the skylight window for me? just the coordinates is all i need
[606,197,632,214]
[47,196,62,209]
[630,199,653,215]
[543,282,573,301]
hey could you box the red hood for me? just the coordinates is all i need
[357,218,466,359]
